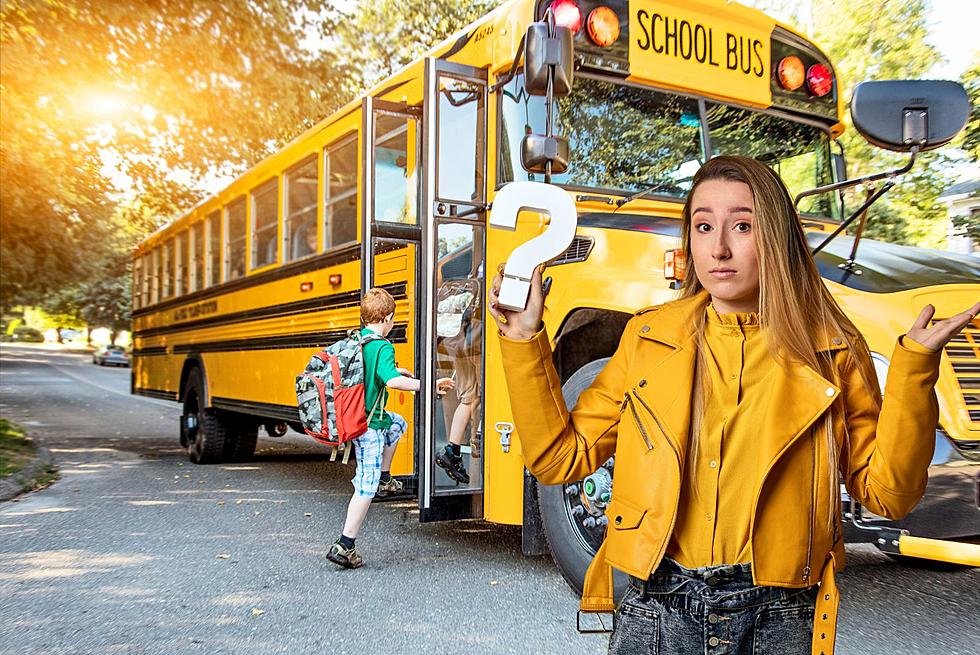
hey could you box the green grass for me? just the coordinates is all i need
[0,418,35,478]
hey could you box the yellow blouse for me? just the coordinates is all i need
[667,304,770,567]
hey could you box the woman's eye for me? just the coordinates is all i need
[734,222,752,232]
[695,223,711,233]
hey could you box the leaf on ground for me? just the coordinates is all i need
[217,500,225,505]
[215,553,230,560]
[251,608,264,617]
[489,580,498,586]
[235,499,243,504]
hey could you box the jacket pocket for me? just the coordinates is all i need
[607,495,647,531]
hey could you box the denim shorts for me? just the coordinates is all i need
[350,411,406,498]
[609,558,817,655]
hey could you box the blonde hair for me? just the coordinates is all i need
[679,156,881,528]
[361,288,396,324]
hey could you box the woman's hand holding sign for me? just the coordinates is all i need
[489,262,546,341]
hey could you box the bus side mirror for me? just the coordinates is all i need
[850,80,969,152]
[521,134,570,174]
[524,21,573,97]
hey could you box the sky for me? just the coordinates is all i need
[926,0,979,79]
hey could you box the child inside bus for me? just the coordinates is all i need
[489,156,979,654]
[327,287,454,569]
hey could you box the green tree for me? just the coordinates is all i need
[336,0,500,87]
[960,54,980,162]
[751,0,955,247]
[1,0,353,311]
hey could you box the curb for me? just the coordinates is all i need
[0,442,56,502]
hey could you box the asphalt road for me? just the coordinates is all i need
[0,343,977,655]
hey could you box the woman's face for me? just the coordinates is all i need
[689,179,761,314]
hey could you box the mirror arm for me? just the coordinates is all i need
[488,34,527,94]
[794,146,919,208]
[810,180,896,255]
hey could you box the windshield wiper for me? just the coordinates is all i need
[615,181,672,208]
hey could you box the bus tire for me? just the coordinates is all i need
[538,358,625,600]
[224,418,259,462]
[183,368,228,465]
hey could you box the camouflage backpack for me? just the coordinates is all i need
[295,330,387,461]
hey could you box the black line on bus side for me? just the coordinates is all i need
[132,244,361,319]
[211,397,300,422]
[133,281,408,339]
[134,388,178,401]
[147,323,410,356]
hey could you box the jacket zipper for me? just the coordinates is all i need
[804,427,816,585]
[631,389,679,461]
[624,394,654,450]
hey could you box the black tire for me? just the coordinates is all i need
[223,418,259,462]
[537,358,627,599]
[182,368,229,464]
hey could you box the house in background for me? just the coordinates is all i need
[939,178,979,256]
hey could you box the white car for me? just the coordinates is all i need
[92,345,130,367]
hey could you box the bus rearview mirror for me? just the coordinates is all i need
[521,134,569,174]
[524,21,573,97]
[850,80,969,152]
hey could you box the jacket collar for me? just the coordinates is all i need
[633,290,850,355]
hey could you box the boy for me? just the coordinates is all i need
[326,287,454,569]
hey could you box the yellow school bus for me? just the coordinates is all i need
[132,0,980,587]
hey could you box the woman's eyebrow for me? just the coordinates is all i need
[730,206,754,214]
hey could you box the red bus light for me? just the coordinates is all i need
[807,63,833,97]
[587,6,620,47]
[550,0,582,34]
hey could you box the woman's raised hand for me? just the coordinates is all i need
[906,302,980,352]
[489,262,546,341]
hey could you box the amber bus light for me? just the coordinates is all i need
[664,249,687,281]
[777,56,805,91]
[587,6,620,46]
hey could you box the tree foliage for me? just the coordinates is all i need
[752,0,957,247]
[961,55,980,163]
[1,0,353,312]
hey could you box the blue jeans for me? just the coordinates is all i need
[609,558,817,655]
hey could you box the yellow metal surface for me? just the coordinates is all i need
[899,535,980,567]
[627,0,775,108]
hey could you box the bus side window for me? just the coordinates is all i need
[175,231,187,296]
[206,210,221,287]
[163,239,174,298]
[191,221,204,292]
[285,156,318,261]
[250,178,279,269]
[225,197,246,281]
[325,135,357,248]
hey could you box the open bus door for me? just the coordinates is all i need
[361,96,423,485]
[417,58,489,521]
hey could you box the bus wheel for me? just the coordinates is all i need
[224,418,259,462]
[182,369,228,465]
[537,358,626,599]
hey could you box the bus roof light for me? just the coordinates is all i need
[550,0,582,34]
[587,6,620,47]
[807,63,833,97]
[777,56,805,91]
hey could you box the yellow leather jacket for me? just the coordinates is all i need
[498,291,941,655]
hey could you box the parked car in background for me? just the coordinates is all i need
[11,326,45,342]
[93,345,130,367]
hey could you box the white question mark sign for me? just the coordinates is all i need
[488,181,578,311]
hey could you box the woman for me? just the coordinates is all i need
[489,156,979,655]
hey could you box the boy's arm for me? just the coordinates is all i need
[376,343,422,392]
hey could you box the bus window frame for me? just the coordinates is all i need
[133,256,143,310]
[190,220,204,293]
[175,230,187,297]
[493,70,839,221]
[224,196,247,282]
[324,132,359,251]
[205,210,221,288]
[433,69,488,209]
[151,248,160,305]
[163,238,174,299]
[283,154,319,263]
[249,176,281,272]
[371,109,421,226]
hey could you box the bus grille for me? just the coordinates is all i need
[551,236,594,266]
[940,318,980,425]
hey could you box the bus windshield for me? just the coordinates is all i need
[499,75,838,218]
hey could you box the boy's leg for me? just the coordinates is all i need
[327,428,383,568]
[377,413,407,496]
